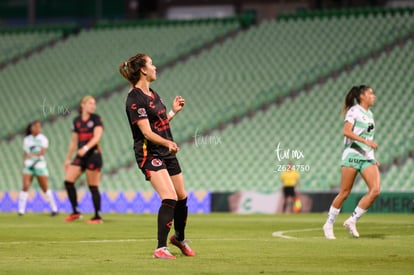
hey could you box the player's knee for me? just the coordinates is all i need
[176,191,187,201]
[64,181,74,189]
[88,185,99,192]
[369,186,380,199]
[162,192,178,201]
[339,189,351,200]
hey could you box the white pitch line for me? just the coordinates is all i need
[272,228,321,239]
[272,225,414,239]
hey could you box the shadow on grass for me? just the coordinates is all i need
[362,233,386,239]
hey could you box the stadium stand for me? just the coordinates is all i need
[0,18,241,139]
[0,9,413,194]
[0,30,60,65]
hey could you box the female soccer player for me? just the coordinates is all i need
[19,120,58,216]
[63,96,104,224]
[120,53,195,259]
[323,85,380,239]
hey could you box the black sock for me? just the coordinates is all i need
[157,199,176,248]
[89,185,101,218]
[174,197,188,241]
[64,181,78,214]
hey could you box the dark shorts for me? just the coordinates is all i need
[283,186,296,198]
[138,156,182,181]
[72,150,103,171]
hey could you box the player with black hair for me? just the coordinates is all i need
[323,85,380,239]
[19,120,58,216]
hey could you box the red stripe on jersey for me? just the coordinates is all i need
[78,132,93,142]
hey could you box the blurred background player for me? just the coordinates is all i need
[121,53,195,259]
[63,96,104,224]
[280,161,300,213]
[323,85,380,239]
[19,120,58,216]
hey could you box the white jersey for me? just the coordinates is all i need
[23,133,48,169]
[342,104,375,160]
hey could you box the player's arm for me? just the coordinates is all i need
[35,147,47,157]
[64,132,78,170]
[23,152,28,166]
[24,147,46,159]
[343,121,377,149]
[77,126,103,157]
[167,96,185,121]
[137,119,179,154]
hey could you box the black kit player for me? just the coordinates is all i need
[63,96,104,224]
[120,53,195,259]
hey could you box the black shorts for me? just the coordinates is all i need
[138,156,182,181]
[72,150,103,171]
[283,186,296,198]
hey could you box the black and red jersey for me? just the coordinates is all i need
[72,113,103,151]
[125,88,174,160]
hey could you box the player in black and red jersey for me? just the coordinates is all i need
[63,96,104,224]
[120,53,195,259]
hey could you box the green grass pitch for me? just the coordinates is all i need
[0,213,413,274]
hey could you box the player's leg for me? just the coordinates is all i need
[285,187,295,213]
[344,163,380,237]
[150,169,177,259]
[289,195,295,213]
[169,172,195,256]
[18,173,32,215]
[170,173,187,239]
[37,174,58,215]
[85,169,103,223]
[323,166,358,239]
[64,165,83,221]
[356,163,380,210]
[282,187,288,213]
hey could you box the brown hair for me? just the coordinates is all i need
[341,85,370,116]
[119,53,148,86]
[78,95,95,115]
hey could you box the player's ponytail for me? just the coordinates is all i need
[341,85,369,116]
[119,53,148,86]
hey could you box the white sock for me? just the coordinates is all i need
[18,191,29,214]
[326,206,341,225]
[350,206,367,222]
[45,189,58,213]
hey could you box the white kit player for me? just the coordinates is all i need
[323,86,380,239]
[19,120,58,216]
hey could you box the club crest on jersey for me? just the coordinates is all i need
[151,158,163,167]
[87,121,94,128]
[137,108,147,116]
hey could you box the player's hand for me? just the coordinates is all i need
[172,96,185,113]
[63,159,71,171]
[167,141,180,154]
[364,140,378,150]
[77,147,87,157]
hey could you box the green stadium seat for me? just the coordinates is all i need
[1,12,413,192]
